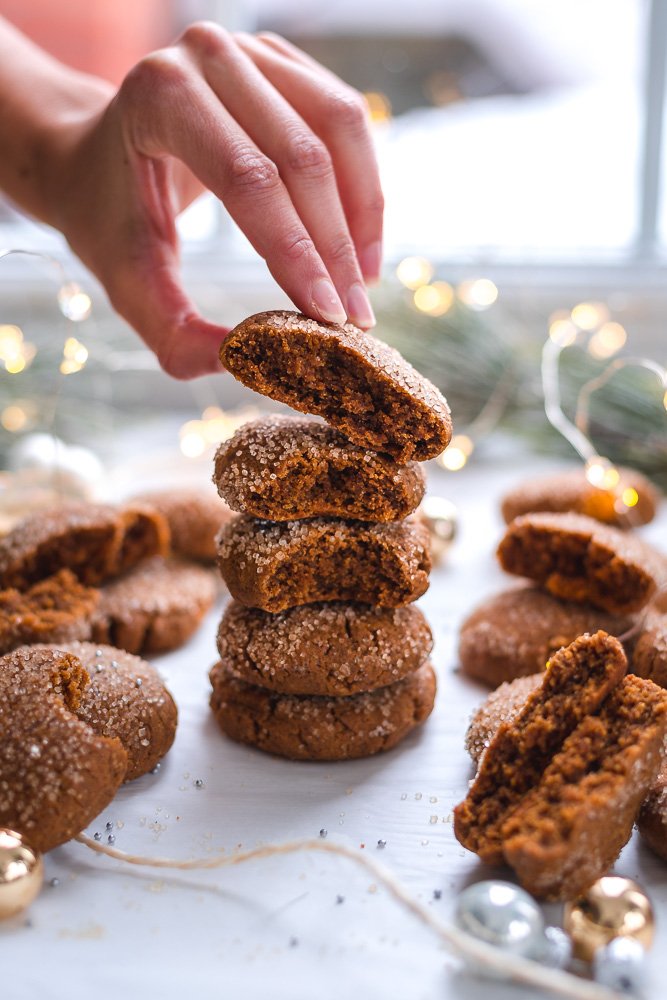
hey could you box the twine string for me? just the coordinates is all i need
[76,833,622,1000]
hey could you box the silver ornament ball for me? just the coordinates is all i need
[593,936,647,995]
[455,880,544,958]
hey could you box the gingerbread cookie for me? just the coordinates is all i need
[209,661,436,760]
[454,632,667,900]
[213,415,425,523]
[0,501,169,588]
[91,557,216,655]
[465,673,542,766]
[459,584,636,687]
[497,512,665,613]
[219,311,452,462]
[33,641,178,781]
[217,600,433,696]
[0,646,127,852]
[501,467,659,528]
[217,515,431,612]
[637,758,667,862]
[132,488,233,563]
[0,569,99,654]
[632,610,667,689]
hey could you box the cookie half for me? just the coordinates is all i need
[219,311,452,462]
[217,515,431,611]
[209,661,436,760]
[0,501,169,588]
[132,488,233,563]
[33,641,178,781]
[213,415,425,522]
[458,584,637,687]
[0,569,99,654]
[91,557,216,654]
[501,467,660,527]
[497,512,665,613]
[465,673,543,766]
[0,646,127,852]
[217,600,433,695]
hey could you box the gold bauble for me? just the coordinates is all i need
[0,828,44,920]
[563,876,655,963]
[418,496,458,566]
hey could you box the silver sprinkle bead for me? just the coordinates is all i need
[93,832,101,841]
[49,878,59,888]
[433,889,442,900]
[377,839,387,849]
[336,895,345,905]
[107,834,116,845]
[135,678,143,688]
[194,779,204,788]
[319,829,327,839]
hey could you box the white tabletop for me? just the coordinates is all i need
[6,449,667,1000]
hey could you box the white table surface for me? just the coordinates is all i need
[6,448,667,1000]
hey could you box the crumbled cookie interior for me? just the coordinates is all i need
[0,569,98,652]
[20,526,117,587]
[50,652,90,713]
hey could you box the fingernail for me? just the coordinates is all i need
[346,283,376,328]
[312,278,347,325]
[359,241,383,284]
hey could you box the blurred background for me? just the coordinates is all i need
[0,0,665,495]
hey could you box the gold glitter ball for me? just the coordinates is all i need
[0,828,44,920]
[563,876,655,963]
[418,496,457,566]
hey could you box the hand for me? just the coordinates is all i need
[44,24,384,378]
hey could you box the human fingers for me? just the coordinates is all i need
[118,47,349,329]
[236,31,384,283]
[179,23,374,327]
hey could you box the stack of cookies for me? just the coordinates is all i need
[209,310,453,761]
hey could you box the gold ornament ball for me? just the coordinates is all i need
[563,876,655,963]
[0,828,44,920]
[419,496,458,566]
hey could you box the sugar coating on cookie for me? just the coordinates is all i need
[500,467,660,528]
[497,512,665,613]
[217,600,433,696]
[132,488,233,563]
[458,584,637,687]
[0,501,169,588]
[454,631,627,864]
[0,646,127,852]
[0,569,99,654]
[32,641,178,781]
[91,556,217,655]
[213,415,426,523]
[632,610,667,688]
[465,673,543,766]
[502,674,667,900]
[209,661,436,760]
[219,311,452,462]
[217,514,431,612]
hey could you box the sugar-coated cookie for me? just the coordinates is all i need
[497,512,665,613]
[458,584,636,687]
[132,488,233,563]
[33,641,178,781]
[219,311,452,462]
[0,569,99,653]
[454,632,667,900]
[209,661,436,760]
[213,415,425,523]
[217,600,433,695]
[501,467,659,528]
[217,514,431,612]
[464,673,542,765]
[0,646,127,852]
[91,557,216,654]
[0,501,169,588]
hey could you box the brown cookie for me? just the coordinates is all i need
[632,610,667,688]
[637,758,667,862]
[465,673,543,766]
[213,415,426,523]
[217,514,431,612]
[0,646,127,853]
[459,584,637,687]
[209,661,436,760]
[132,488,233,563]
[91,557,216,655]
[0,569,99,654]
[219,311,452,462]
[0,501,169,588]
[454,632,667,900]
[501,467,660,528]
[32,641,178,781]
[497,512,666,613]
[217,600,433,695]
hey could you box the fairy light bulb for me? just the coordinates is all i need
[439,434,474,471]
[57,282,92,322]
[413,282,454,316]
[397,257,434,290]
[60,337,89,375]
[571,302,609,330]
[588,322,627,360]
[585,456,620,490]
[179,420,207,458]
[548,318,577,346]
[457,279,498,310]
